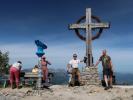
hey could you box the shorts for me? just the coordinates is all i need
[72,68,80,77]
[103,68,113,76]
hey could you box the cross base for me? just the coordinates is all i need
[81,66,101,85]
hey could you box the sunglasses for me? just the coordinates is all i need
[73,56,77,57]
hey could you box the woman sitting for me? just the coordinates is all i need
[32,65,39,73]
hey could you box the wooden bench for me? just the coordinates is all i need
[24,72,43,87]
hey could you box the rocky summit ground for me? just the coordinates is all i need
[0,85,133,100]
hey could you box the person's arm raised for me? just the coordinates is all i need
[80,59,84,62]
[47,61,51,65]
[80,56,87,63]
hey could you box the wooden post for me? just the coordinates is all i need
[86,8,93,67]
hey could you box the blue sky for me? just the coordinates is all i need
[0,0,133,73]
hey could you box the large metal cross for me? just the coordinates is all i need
[69,8,110,67]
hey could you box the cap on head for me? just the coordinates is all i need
[17,61,22,64]
[73,54,77,57]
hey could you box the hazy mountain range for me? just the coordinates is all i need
[22,68,133,85]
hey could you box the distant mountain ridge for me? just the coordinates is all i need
[22,68,133,85]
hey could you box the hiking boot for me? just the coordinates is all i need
[11,85,16,89]
[68,83,71,87]
[104,86,110,90]
[109,85,113,89]
[17,86,22,89]
[12,86,15,89]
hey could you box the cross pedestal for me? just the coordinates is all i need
[81,67,100,85]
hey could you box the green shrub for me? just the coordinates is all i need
[0,51,9,75]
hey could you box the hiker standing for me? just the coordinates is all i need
[9,61,22,89]
[68,54,83,86]
[41,56,51,83]
[95,50,113,90]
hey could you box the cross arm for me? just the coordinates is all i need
[69,23,86,29]
[91,23,110,29]
[68,22,110,30]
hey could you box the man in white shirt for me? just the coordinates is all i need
[68,54,83,86]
